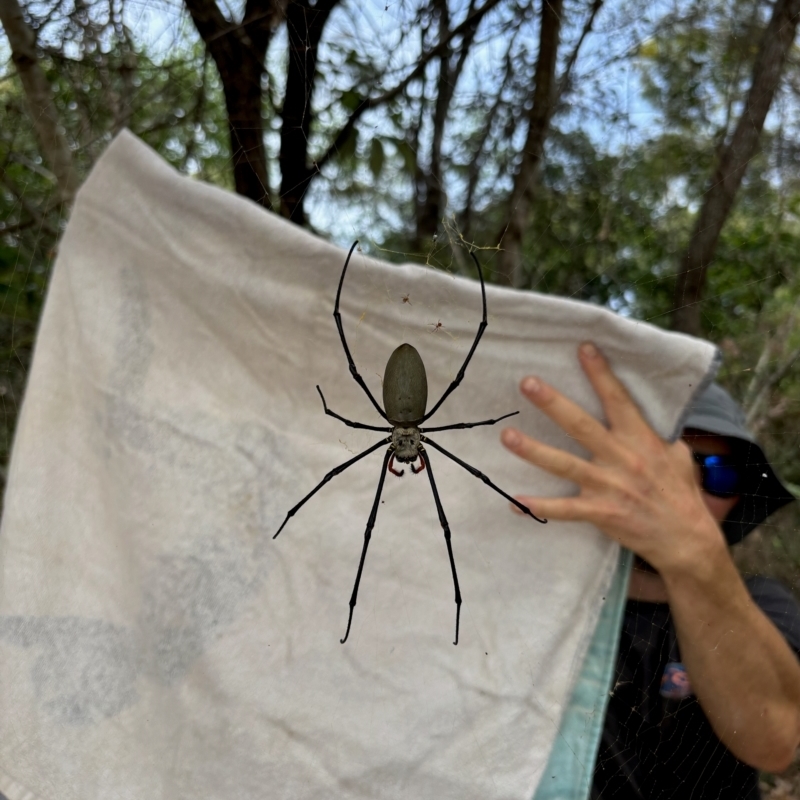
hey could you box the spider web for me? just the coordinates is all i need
[1,0,800,798]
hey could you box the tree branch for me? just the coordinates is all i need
[314,0,504,174]
[555,0,604,102]
[0,0,80,204]
[746,344,800,431]
[744,296,800,429]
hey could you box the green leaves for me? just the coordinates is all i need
[338,127,358,162]
[340,90,364,113]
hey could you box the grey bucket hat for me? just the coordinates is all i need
[683,382,795,544]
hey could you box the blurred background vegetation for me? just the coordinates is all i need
[2,0,800,684]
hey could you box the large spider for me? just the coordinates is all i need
[274,241,546,645]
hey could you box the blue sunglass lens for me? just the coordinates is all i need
[699,455,741,496]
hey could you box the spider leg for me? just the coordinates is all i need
[316,386,392,432]
[420,249,487,424]
[422,436,547,524]
[341,447,393,644]
[333,241,390,422]
[423,410,519,433]
[418,448,461,645]
[274,437,390,539]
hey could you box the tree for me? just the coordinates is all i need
[495,0,563,287]
[671,0,800,336]
[183,0,506,226]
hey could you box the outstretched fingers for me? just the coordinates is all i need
[511,494,599,524]
[500,428,616,525]
[500,427,606,488]
[517,374,628,462]
[501,343,681,535]
[577,342,657,440]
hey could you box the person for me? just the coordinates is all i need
[499,342,800,799]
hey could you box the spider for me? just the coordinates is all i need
[274,240,546,645]
[429,319,444,333]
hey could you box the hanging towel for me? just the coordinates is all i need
[0,131,718,800]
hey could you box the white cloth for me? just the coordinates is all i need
[0,131,718,800]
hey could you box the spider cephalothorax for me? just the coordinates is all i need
[275,241,546,645]
[390,426,421,464]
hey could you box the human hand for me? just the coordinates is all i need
[500,342,727,577]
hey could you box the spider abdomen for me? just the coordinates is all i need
[383,343,428,424]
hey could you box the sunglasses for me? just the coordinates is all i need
[692,452,743,497]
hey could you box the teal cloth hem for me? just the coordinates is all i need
[532,548,632,800]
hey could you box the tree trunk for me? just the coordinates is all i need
[224,62,271,204]
[0,0,80,204]
[414,5,450,248]
[279,0,338,225]
[496,0,563,287]
[184,0,284,208]
[671,0,800,336]
[414,0,480,250]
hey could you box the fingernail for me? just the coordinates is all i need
[510,503,524,515]
[502,428,521,447]
[522,376,541,395]
[580,342,598,358]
